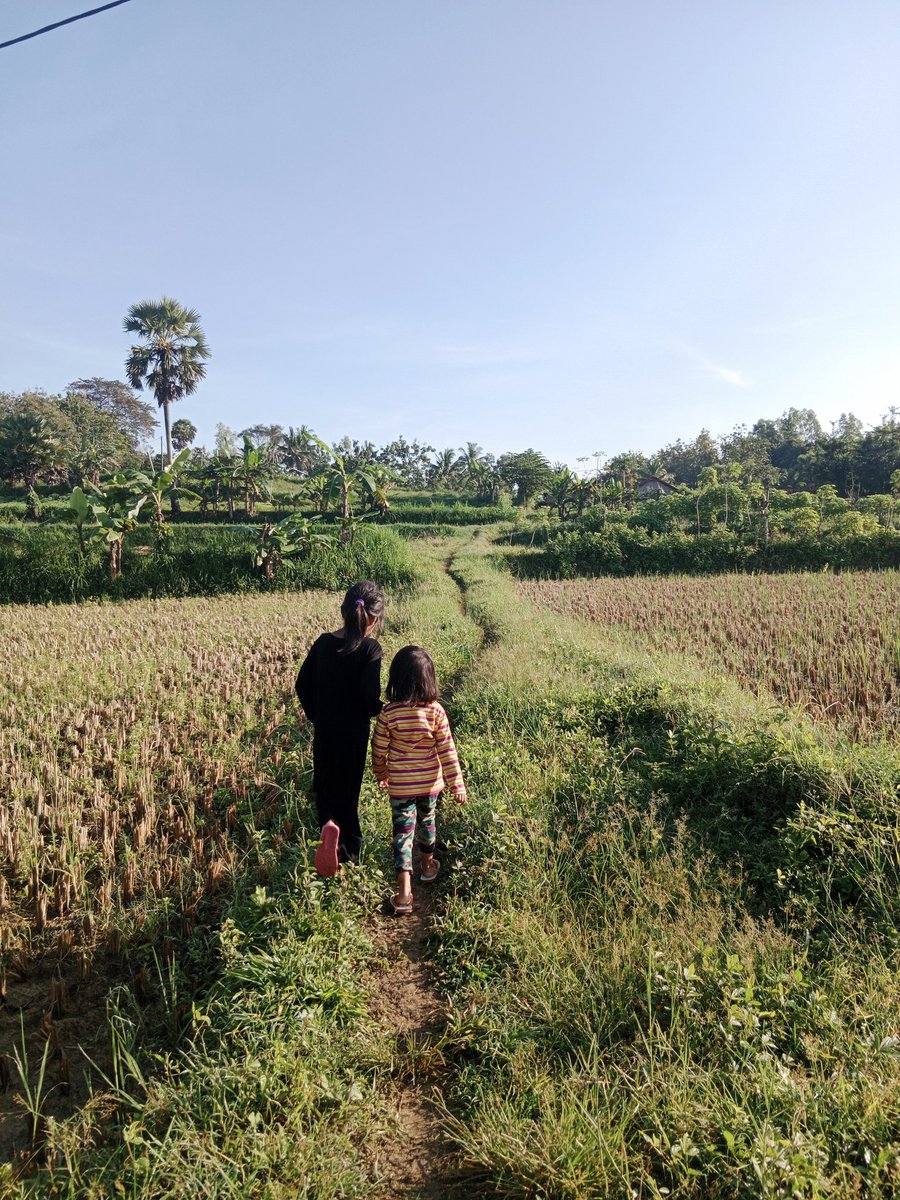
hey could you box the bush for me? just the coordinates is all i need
[513,524,900,578]
[0,524,419,604]
[380,502,511,525]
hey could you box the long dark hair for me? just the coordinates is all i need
[338,580,385,655]
[386,645,439,705]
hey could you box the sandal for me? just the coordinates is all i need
[419,858,440,883]
[390,893,413,915]
[314,821,340,878]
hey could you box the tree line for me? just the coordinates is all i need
[0,293,896,504]
[3,389,896,507]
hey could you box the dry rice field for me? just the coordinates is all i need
[0,591,336,962]
[516,570,900,740]
[0,590,338,1148]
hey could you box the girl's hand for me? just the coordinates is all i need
[378,780,389,790]
[453,790,466,806]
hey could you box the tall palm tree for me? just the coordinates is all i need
[123,298,209,466]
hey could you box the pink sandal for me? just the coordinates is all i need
[314,821,340,878]
[419,858,440,883]
[390,893,413,915]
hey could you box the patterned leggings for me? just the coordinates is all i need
[390,793,438,873]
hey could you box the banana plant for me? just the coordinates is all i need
[358,463,398,515]
[79,474,149,578]
[128,449,199,540]
[255,513,336,580]
[96,501,147,578]
[235,437,275,518]
[308,435,355,533]
[69,486,94,555]
[309,436,388,540]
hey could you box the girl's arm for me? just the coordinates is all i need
[433,706,465,800]
[295,640,318,722]
[360,642,384,718]
[371,710,390,784]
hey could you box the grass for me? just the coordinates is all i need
[3,533,899,1196]
[1,533,483,1196]
[0,524,419,603]
[428,542,900,1198]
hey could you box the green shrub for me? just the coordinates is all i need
[380,502,510,525]
[514,525,900,578]
[0,524,419,604]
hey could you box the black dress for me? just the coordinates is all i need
[295,633,383,860]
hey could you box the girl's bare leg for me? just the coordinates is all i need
[395,870,412,906]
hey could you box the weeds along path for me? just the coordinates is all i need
[411,540,900,1199]
[365,533,486,1199]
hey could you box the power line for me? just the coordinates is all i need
[0,0,137,51]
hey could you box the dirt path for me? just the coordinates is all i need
[367,541,482,1199]
[368,877,471,1198]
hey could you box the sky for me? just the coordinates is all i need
[2,0,900,465]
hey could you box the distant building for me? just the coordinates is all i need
[636,475,677,498]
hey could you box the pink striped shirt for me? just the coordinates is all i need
[371,702,465,799]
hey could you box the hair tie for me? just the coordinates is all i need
[356,598,366,608]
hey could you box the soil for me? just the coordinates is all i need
[0,951,121,1168]
[367,858,481,1199]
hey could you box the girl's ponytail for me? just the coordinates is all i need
[339,580,385,655]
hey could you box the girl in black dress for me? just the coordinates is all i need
[295,580,385,876]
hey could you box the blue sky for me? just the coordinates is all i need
[2,0,900,464]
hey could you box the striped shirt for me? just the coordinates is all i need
[371,701,465,800]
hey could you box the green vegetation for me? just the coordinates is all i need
[123,298,210,468]
[2,371,897,601]
[2,536,897,1196]
[0,537,479,1195]
[514,521,900,577]
[432,546,900,1197]
[0,524,419,603]
[0,349,898,1191]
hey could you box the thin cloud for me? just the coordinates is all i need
[673,341,751,389]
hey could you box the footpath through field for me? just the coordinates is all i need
[364,533,486,1198]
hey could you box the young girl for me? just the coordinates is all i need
[371,645,466,914]
[295,580,385,877]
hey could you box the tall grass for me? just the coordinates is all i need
[513,524,900,577]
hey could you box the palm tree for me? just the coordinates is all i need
[280,425,318,476]
[470,458,503,504]
[455,441,485,489]
[123,298,209,466]
[545,468,576,520]
[428,448,459,489]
